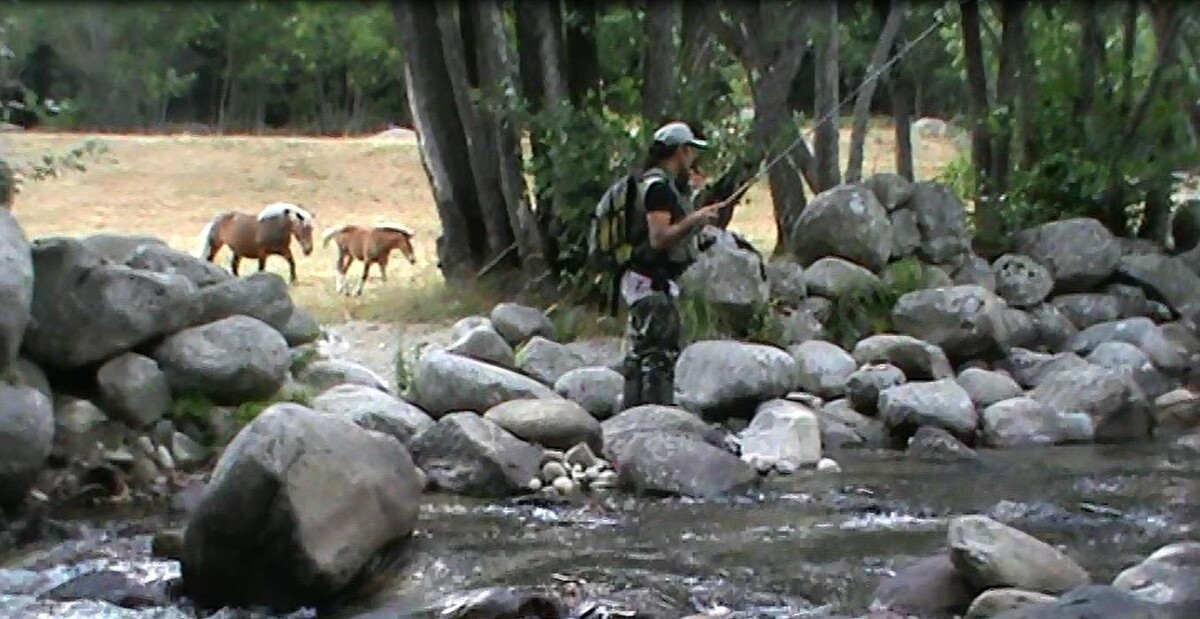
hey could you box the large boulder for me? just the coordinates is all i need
[296,358,392,395]
[310,384,435,447]
[958,367,1024,410]
[870,554,975,617]
[1069,317,1188,373]
[907,425,980,463]
[1029,303,1078,352]
[410,349,560,418]
[864,172,915,211]
[981,397,1061,447]
[765,260,807,307]
[737,399,822,467]
[1115,253,1200,318]
[483,398,602,452]
[954,254,998,293]
[1087,341,1172,401]
[554,367,623,420]
[789,183,893,272]
[965,589,1059,619]
[790,340,857,399]
[803,256,883,298]
[997,348,1091,389]
[615,432,757,499]
[409,412,542,498]
[1112,542,1200,606]
[679,242,770,329]
[948,515,1090,594]
[279,307,321,347]
[181,403,422,611]
[601,404,724,463]
[0,209,32,374]
[490,303,554,347]
[23,238,201,371]
[993,254,1054,308]
[0,381,53,509]
[907,181,971,266]
[444,324,515,369]
[1013,218,1121,293]
[153,315,291,405]
[987,585,1176,619]
[878,379,978,442]
[845,364,907,415]
[675,340,798,418]
[193,271,294,332]
[96,352,172,428]
[1028,364,1153,442]
[515,336,587,386]
[77,233,166,263]
[892,286,1008,362]
[852,334,953,381]
[1052,293,1123,330]
[889,208,922,258]
[124,242,231,288]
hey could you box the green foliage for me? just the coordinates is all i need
[394,342,428,401]
[168,392,215,431]
[12,138,113,192]
[678,291,734,346]
[823,257,933,349]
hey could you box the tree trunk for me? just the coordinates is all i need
[475,0,545,276]
[527,0,570,267]
[459,0,480,89]
[1076,2,1103,118]
[846,0,906,183]
[888,30,914,181]
[960,0,998,242]
[812,0,842,193]
[434,1,515,265]
[641,0,680,123]
[393,0,486,278]
[990,0,1026,198]
[565,3,600,106]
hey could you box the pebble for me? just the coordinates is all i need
[542,449,566,463]
[541,461,568,483]
[564,443,599,469]
[592,470,619,488]
[773,459,798,475]
[154,445,175,471]
[552,477,576,495]
[817,457,841,473]
[527,478,543,492]
[134,436,156,457]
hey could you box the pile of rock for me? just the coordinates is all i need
[871,515,1199,618]
[0,210,327,512]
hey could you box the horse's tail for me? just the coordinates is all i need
[322,225,349,249]
[198,212,228,259]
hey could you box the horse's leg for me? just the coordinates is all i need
[356,260,372,296]
[284,249,298,285]
[378,252,390,284]
[258,256,267,273]
[333,249,346,294]
[230,253,241,276]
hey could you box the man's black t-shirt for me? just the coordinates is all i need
[643,181,678,218]
[630,177,689,282]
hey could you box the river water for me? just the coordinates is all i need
[2,444,1196,618]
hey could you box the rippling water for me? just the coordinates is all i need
[2,444,1196,618]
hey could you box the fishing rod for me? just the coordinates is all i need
[720,2,962,205]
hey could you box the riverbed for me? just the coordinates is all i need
[2,443,1196,618]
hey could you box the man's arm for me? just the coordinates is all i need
[644,182,723,250]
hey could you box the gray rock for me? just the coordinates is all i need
[846,364,906,414]
[982,397,1060,447]
[954,254,998,293]
[153,315,291,405]
[958,367,1024,409]
[0,382,53,508]
[409,412,542,498]
[765,260,807,306]
[77,233,166,263]
[310,383,434,447]
[1108,283,1156,320]
[907,425,979,463]
[1014,217,1121,293]
[490,302,554,346]
[790,183,893,272]
[1116,253,1200,317]
[24,238,201,371]
[870,554,974,617]
[0,209,32,375]
[279,307,321,347]
[1028,303,1077,352]
[1052,293,1123,330]
[450,315,493,341]
[804,256,883,298]
[1070,317,1188,373]
[96,352,172,428]
[680,242,770,330]
[820,398,888,448]
[988,585,1174,619]
[51,395,107,460]
[852,334,953,381]
[12,357,50,398]
[181,403,422,610]
[554,367,623,420]
[965,589,1058,619]
[125,242,231,288]
[1113,542,1200,606]
[737,399,822,467]
[1088,341,1172,401]
[615,432,757,499]
[1154,389,1200,437]
[601,405,724,464]
[864,172,915,211]
[483,398,602,452]
[908,181,971,266]
[950,515,1091,595]
[193,271,294,332]
[171,432,208,471]
[777,306,826,345]
[998,348,1091,389]
[1029,364,1153,442]
[297,358,391,395]
[516,336,587,386]
[676,341,798,418]
[892,285,1007,363]
[889,208,922,258]
[790,340,857,399]
[994,254,1054,308]
[995,308,1040,351]
[879,379,978,441]
[410,349,561,418]
[445,324,514,368]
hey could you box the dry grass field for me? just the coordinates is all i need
[2,120,961,326]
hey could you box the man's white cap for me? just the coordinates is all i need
[653,121,708,149]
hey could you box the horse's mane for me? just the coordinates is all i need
[321,225,351,243]
[258,202,315,224]
[375,222,414,236]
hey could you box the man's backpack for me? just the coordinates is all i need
[587,168,668,315]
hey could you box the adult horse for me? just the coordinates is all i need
[321,223,416,296]
[199,202,316,284]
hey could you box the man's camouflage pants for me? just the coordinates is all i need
[622,291,682,408]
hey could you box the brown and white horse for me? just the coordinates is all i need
[321,223,417,296]
[198,202,316,284]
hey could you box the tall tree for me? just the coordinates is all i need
[641,0,680,122]
[812,0,842,192]
[846,0,907,183]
